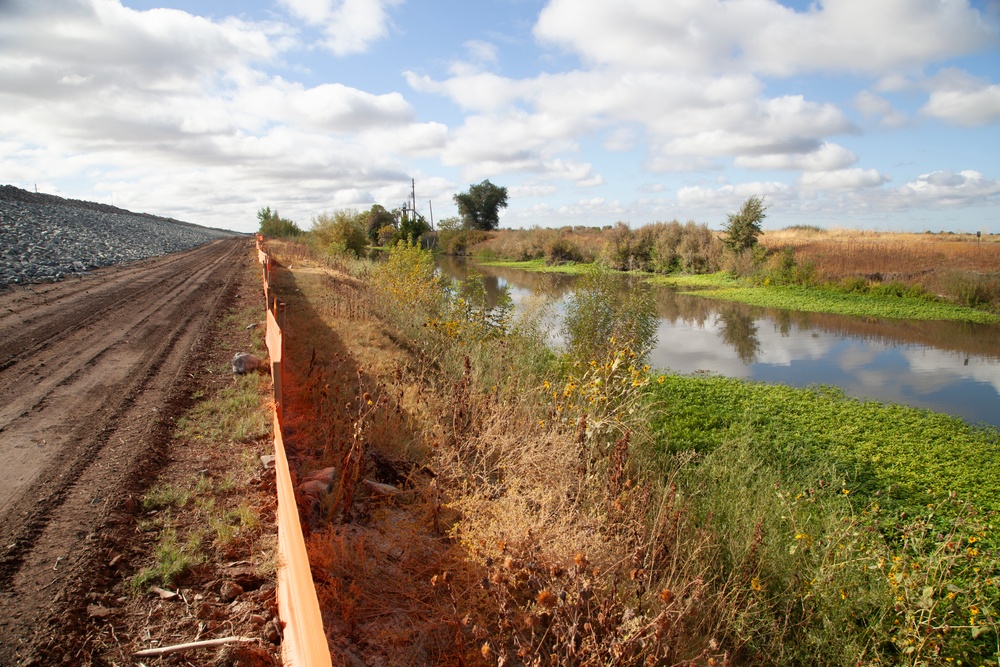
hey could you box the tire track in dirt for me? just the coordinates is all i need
[0,238,246,662]
[0,243,233,373]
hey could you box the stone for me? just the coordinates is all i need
[362,479,398,496]
[86,604,113,619]
[219,580,244,603]
[298,479,331,496]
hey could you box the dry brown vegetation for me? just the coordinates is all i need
[760,227,999,278]
[758,227,1000,310]
[266,241,737,666]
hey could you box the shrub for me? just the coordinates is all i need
[944,271,1000,309]
[394,214,431,246]
[544,235,583,265]
[377,224,396,246]
[310,209,369,258]
[257,206,302,237]
[441,229,491,255]
[372,240,444,324]
[649,220,684,273]
[678,220,723,273]
[562,264,657,364]
[760,246,816,286]
[601,222,653,271]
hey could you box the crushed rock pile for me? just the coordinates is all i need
[1,184,239,287]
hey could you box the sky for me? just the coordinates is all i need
[1,0,999,234]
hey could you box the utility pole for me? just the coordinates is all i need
[411,179,416,219]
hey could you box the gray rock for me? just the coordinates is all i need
[0,184,237,288]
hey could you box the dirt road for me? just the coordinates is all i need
[0,238,246,661]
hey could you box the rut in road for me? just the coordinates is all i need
[0,238,246,658]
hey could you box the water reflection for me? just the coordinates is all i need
[716,307,762,364]
[436,257,1000,427]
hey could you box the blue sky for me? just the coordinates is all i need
[1,0,999,234]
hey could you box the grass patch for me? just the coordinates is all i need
[141,482,190,511]
[176,373,272,445]
[648,271,743,289]
[475,257,595,274]
[209,501,262,547]
[649,272,1000,323]
[131,527,202,591]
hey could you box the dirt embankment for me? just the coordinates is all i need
[0,238,267,664]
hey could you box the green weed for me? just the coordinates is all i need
[131,527,202,591]
[649,374,1000,513]
[141,483,190,511]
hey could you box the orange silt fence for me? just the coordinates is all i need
[256,239,332,667]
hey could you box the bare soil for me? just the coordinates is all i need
[0,239,279,665]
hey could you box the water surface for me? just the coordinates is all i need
[436,256,1000,428]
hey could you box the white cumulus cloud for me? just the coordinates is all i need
[854,91,910,129]
[735,143,858,172]
[921,70,1000,126]
[798,168,889,192]
[900,170,1000,205]
[278,0,403,55]
[535,0,996,76]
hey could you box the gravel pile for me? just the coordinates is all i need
[1,185,240,287]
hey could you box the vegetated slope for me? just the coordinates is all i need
[0,184,239,286]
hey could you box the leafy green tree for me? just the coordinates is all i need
[436,216,462,234]
[724,195,768,252]
[257,206,302,237]
[377,224,397,246]
[310,209,368,257]
[453,179,508,231]
[363,204,397,243]
[395,212,431,245]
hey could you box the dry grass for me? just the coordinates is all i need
[264,240,732,666]
[760,228,999,278]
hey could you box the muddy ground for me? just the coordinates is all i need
[0,239,280,665]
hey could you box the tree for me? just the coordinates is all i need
[363,204,397,243]
[723,195,767,252]
[395,212,431,245]
[453,179,508,231]
[257,206,302,237]
[436,216,462,234]
[310,209,368,257]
